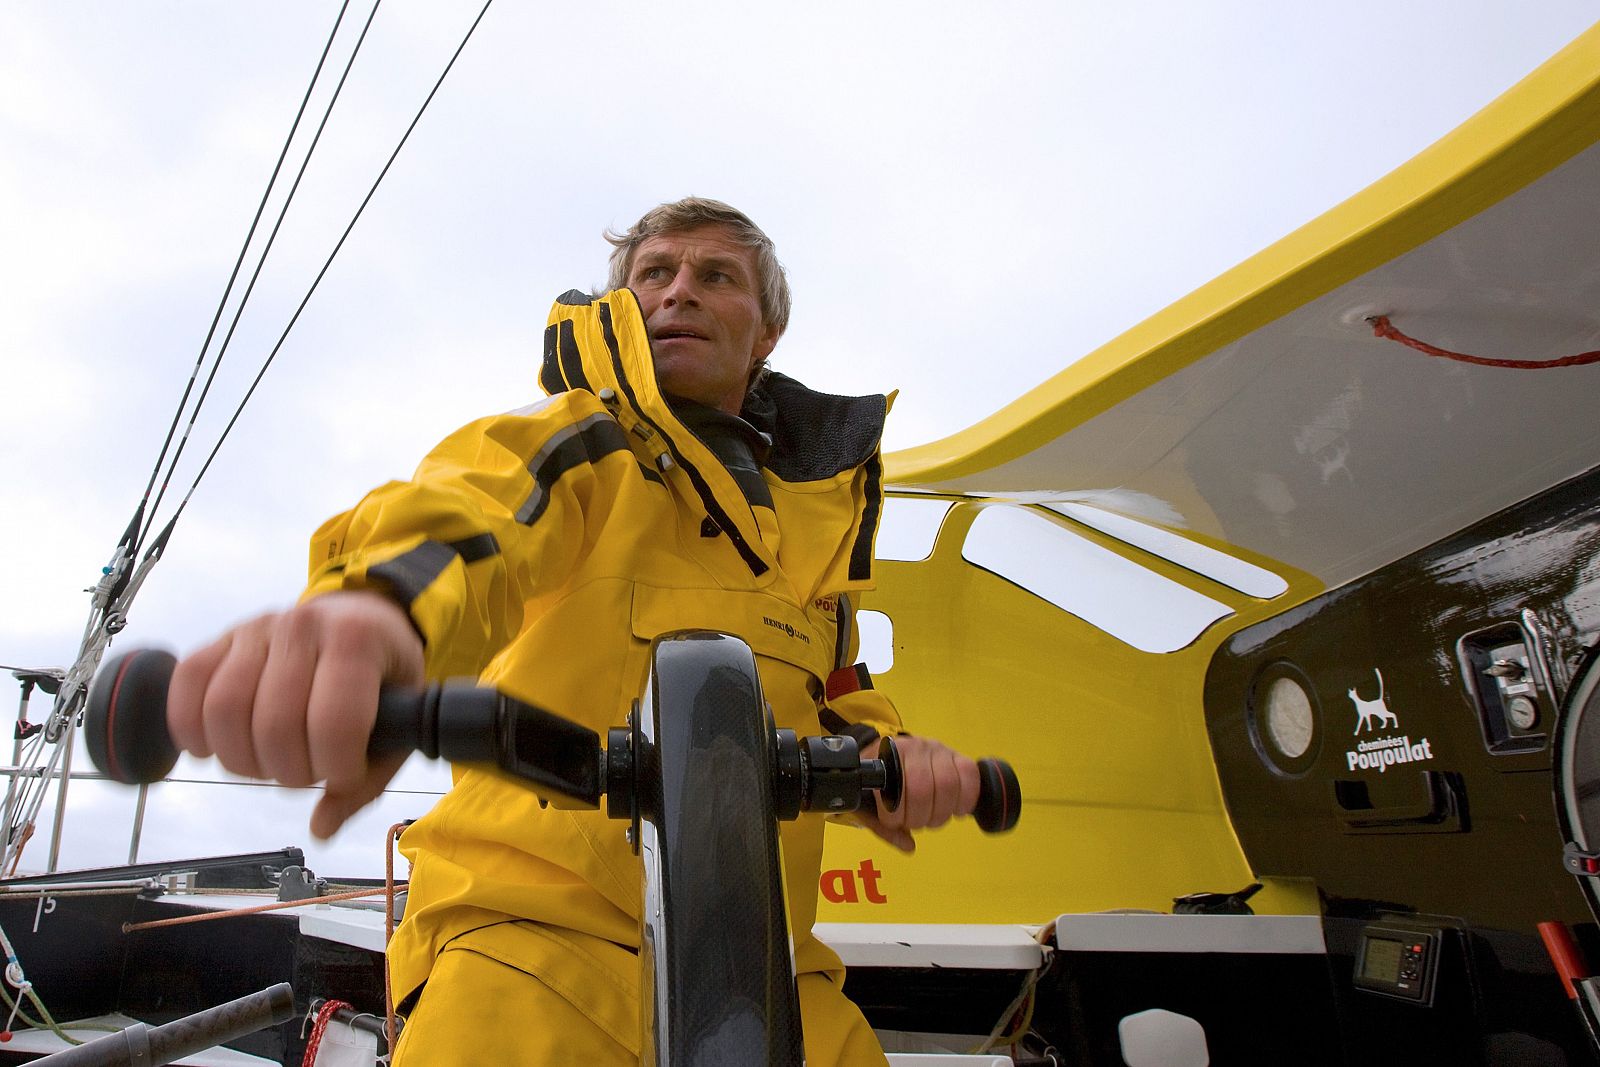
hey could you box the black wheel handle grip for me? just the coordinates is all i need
[87,649,1019,832]
[974,757,1022,834]
[86,649,601,807]
[85,649,493,786]
[85,648,181,786]
[875,734,903,812]
[85,649,433,786]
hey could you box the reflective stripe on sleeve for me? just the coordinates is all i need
[515,412,632,526]
[366,533,502,609]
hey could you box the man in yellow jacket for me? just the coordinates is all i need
[165,198,983,1065]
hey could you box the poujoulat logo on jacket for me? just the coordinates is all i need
[1344,668,1434,773]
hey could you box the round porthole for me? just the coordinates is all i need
[1248,662,1321,776]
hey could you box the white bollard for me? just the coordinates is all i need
[1118,1007,1210,1067]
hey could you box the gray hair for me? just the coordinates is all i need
[605,197,791,338]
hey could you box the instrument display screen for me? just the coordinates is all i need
[1361,936,1403,983]
[1354,923,1438,1005]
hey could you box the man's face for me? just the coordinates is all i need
[627,224,779,416]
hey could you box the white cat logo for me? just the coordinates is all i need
[1344,670,1432,772]
[1349,669,1399,734]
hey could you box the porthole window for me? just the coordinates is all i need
[1248,662,1322,776]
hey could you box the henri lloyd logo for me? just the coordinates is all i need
[1345,668,1433,773]
[762,616,811,644]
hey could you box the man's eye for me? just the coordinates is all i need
[641,266,666,281]
[706,270,729,283]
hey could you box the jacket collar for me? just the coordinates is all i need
[540,288,889,582]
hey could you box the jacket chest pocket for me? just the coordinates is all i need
[628,583,834,684]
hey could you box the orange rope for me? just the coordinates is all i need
[121,884,407,933]
[1370,315,1600,369]
[384,821,409,1058]
[4,824,33,878]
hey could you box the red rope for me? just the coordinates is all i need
[301,999,351,1066]
[1370,315,1600,369]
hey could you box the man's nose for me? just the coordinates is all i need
[660,271,701,308]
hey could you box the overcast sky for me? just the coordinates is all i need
[2,3,1595,876]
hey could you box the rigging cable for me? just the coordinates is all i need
[16,1,494,875]
[167,0,497,530]
[132,0,358,561]
[138,0,384,552]
[7,3,366,870]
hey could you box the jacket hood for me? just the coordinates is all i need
[538,288,890,583]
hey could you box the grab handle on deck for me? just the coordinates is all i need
[31,982,295,1066]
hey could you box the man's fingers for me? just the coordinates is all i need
[901,740,936,831]
[162,592,426,841]
[309,795,352,843]
[880,827,915,853]
[925,748,963,830]
[168,634,233,758]
[956,754,982,820]
[871,765,907,834]
[310,750,409,840]
[303,593,424,796]
[200,622,274,778]
[868,736,985,842]
[304,641,385,798]
[854,807,916,854]
[252,612,320,786]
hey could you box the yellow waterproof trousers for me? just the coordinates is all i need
[393,921,888,1066]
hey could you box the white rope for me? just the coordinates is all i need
[0,918,117,1044]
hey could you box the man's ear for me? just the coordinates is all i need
[751,321,780,368]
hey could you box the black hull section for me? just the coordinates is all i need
[0,852,385,1065]
[1205,462,1600,1063]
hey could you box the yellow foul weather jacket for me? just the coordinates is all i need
[302,288,902,1019]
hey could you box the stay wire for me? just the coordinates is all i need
[135,0,356,552]
[170,0,496,521]
[140,0,387,550]
[15,10,358,871]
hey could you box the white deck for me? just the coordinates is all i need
[171,895,1326,962]
[1053,911,1326,954]
[814,922,1045,970]
[161,895,1050,971]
